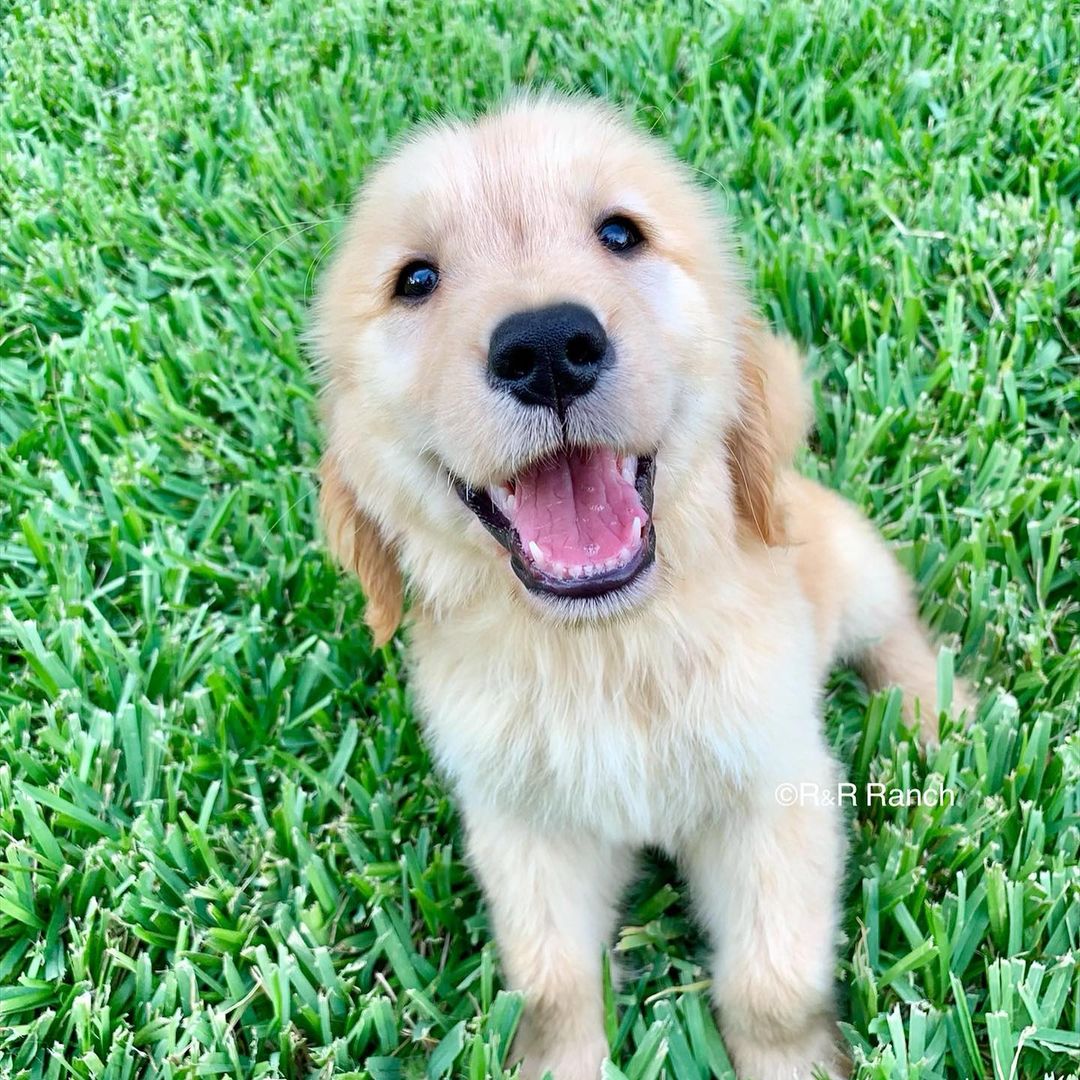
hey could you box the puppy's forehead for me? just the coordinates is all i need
[371,100,674,253]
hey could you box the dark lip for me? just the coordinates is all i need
[454,453,657,601]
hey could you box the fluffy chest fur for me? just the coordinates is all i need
[407,554,823,849]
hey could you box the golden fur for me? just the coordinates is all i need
[312,92,970,1080]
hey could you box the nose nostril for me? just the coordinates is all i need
[501,345,536,382]
[565,333,599,367]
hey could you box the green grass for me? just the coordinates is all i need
[1,0,1078,1077]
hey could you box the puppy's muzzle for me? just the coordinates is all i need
[487,302,609,415]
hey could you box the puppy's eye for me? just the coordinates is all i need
[394,261,440,300]
[597,216,643,254]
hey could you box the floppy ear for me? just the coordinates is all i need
[319,456,403,646]
[754,329,813,464]
[725,321,810,546]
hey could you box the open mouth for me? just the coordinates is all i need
[455,448,656,600]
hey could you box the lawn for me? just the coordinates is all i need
[1,0,1079,1077]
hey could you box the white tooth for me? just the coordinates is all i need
[622,457,636,485]
[506,493,516,513]
[604,556,619,571]
[617,546,631,565]
[568,564,582,579]
[552,561,567,579]
[528,541,544,565]
[631,516,642,541]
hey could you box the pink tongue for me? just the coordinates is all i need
[511,448,645,567]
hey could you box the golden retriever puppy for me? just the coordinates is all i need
[313,91,968,1080]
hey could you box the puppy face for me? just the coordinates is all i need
[315,94,774,639]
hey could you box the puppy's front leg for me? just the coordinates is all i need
[466,810,633,1080]
[681,770,848,1080]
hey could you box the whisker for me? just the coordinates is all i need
[239,202,352,255]
[306,234,341,302]
[244,221,327,284]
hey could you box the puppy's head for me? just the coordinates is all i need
[314,93,799,642]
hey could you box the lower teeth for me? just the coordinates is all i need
[526,539,642,579]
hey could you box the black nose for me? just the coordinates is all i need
[487,303,608,412]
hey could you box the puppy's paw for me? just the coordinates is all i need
[514,1031,608,1080]
[915,674,979,748]
[727,1025,850,1080]
[948,676,978,726]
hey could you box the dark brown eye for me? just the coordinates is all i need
[395,261,439,299]
[597,216,643,254]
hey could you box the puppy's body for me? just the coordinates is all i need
[315,93,966,1080]
[405,461,937,1080]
